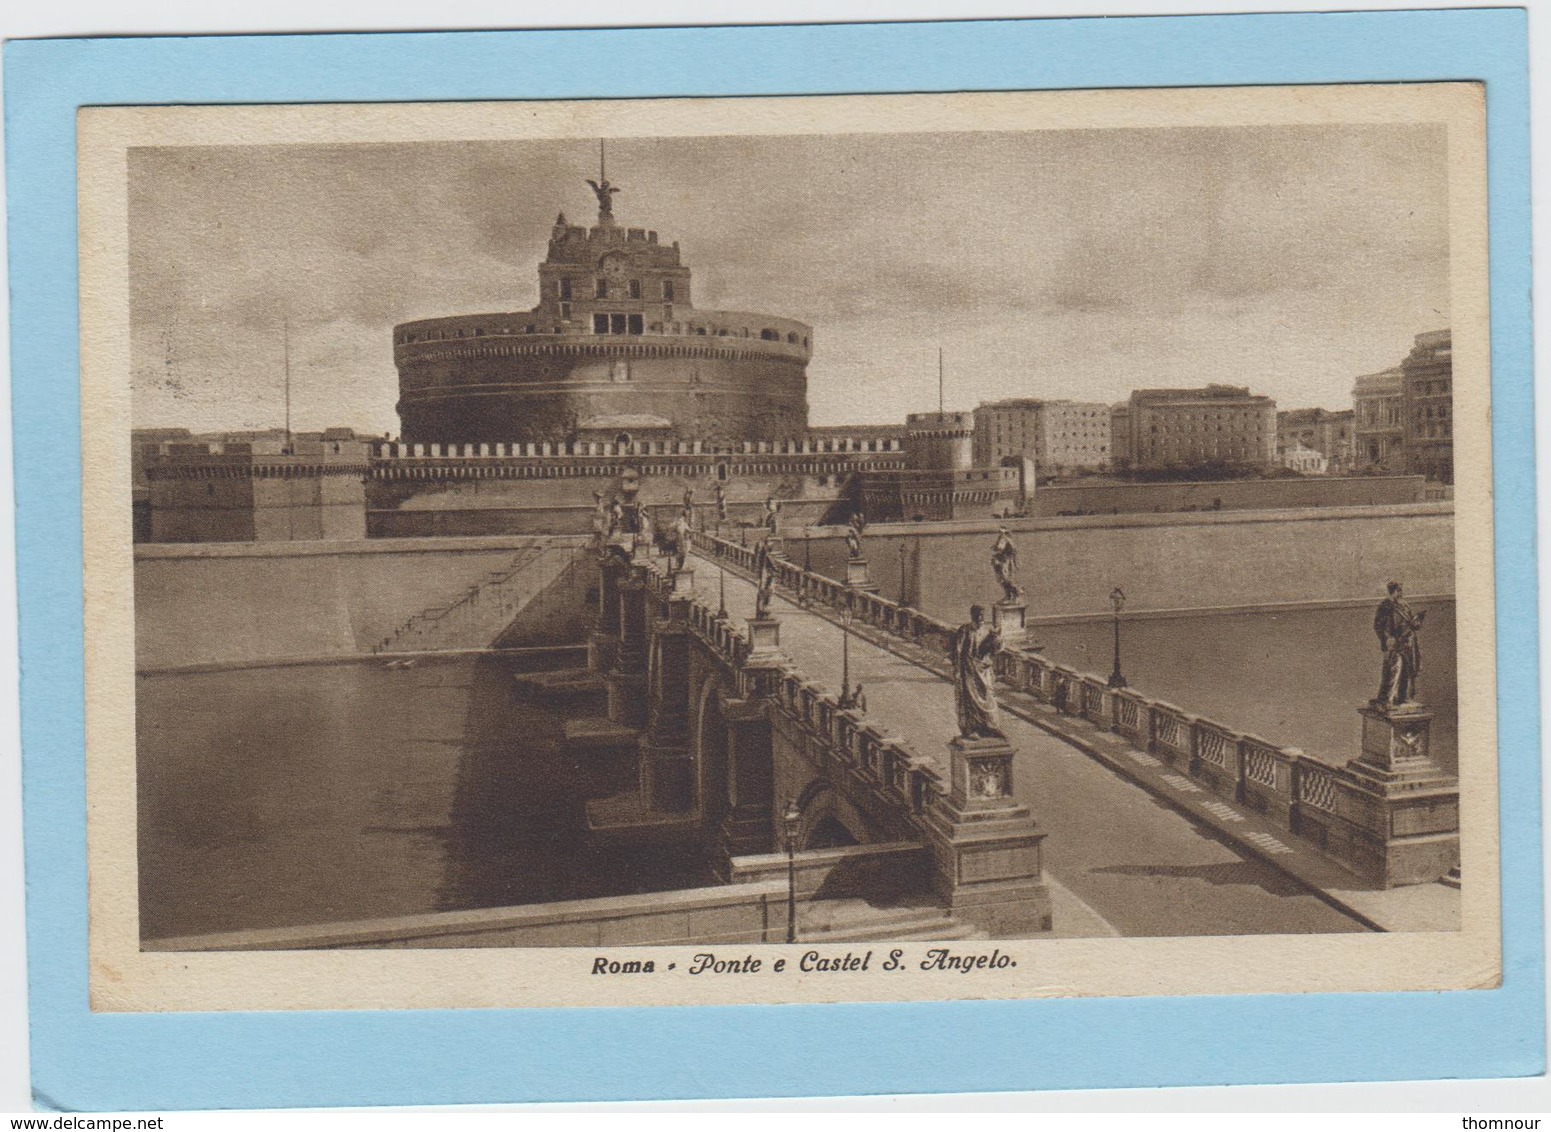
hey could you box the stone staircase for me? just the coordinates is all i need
[374,544,568,654]
[797,897,986,942]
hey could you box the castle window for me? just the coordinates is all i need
[664,305,674,322]
[474,328,484,336]
[593,313,609,334]
[525,325,535,334]
[787,332,798,344]
[663,280,675,302]
[629,279,642,300]
[611,313,628,335]
[627,313,644,335]
[696,327,707,336]
[559,278,573,301]
[595,278,608,299]
[761,329,779,341]
[559,302,572,320]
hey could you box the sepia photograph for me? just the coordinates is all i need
[77,84,1498,1012]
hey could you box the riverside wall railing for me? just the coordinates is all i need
[689,529,1450,886]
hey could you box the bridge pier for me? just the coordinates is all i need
[587,549,624,675]
[606,565,650,728]
[714,697,777,874]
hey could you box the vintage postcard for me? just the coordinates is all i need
[78,82,1498,1014]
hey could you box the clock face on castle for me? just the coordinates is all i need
[599,252,630,285]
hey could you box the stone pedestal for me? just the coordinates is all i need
[669,564,696,598]
[764,535,784,559]
[846,556,880,593]
[1332,704,1460,887]
[991,599,1028,643]
[923,735,1052,936]
[747,616,781,655]
[1356,703,1436,778]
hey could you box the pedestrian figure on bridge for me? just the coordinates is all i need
[752,537,775,620]
[991,527,1023,602]
[764,495,781,533]
[950,605,1005,740]
[841,683,867,714]
[1373,580,1426,708]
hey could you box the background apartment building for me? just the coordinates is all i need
[1400,329,1453,484]
[1277,407,1355,475]
[1352,366,1405,471]
[972,398,1112,476]
[1119,385,1277,471]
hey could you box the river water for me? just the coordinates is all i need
[137,654,713,941]
[138,602,1455,939]
[1033,600,1457,773]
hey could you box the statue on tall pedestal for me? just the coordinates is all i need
[991,527,1023,603]
[764,495,781,533]
[950,604,1005,740]
[714,481,728,524]
[1373,580,1426,708]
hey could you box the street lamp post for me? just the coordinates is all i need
[1108,586,1128,689]
[717,565,728,621]
[898,541,908,607]
[782,798,802,944]
[840,607,852,702]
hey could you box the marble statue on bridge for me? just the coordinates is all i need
[752,537,775,620]
[951,604,1005,740]
[845,512,865,559]
[992,527,1023,603]
[1373,580,1426,709]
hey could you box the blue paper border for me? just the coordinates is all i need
[5,10,1540,1110]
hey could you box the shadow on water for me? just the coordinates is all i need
[433,653,716,914]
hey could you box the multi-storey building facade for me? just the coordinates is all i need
[1120,385,1277,471]
[1400,329,1453,484]
[1277,408,1356,474]
[971,398,1112,475]
[1352,366,1406,470]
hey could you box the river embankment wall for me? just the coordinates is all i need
[788,502,1455,622]
[134,534,591,671]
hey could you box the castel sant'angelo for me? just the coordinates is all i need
[393,164,813,446]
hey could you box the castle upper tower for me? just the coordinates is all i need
[392,162,812,446]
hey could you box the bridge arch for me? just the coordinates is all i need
[794,780,862,850]
[693,672,734,819]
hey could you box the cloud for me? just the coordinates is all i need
[129,122,1449,434]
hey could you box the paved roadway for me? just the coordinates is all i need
[690,554,1366,938]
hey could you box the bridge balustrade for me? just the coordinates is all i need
[1150,704,1195,767]
[684,527,1452,888]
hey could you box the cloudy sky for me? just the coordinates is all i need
[128,123,1448,434]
